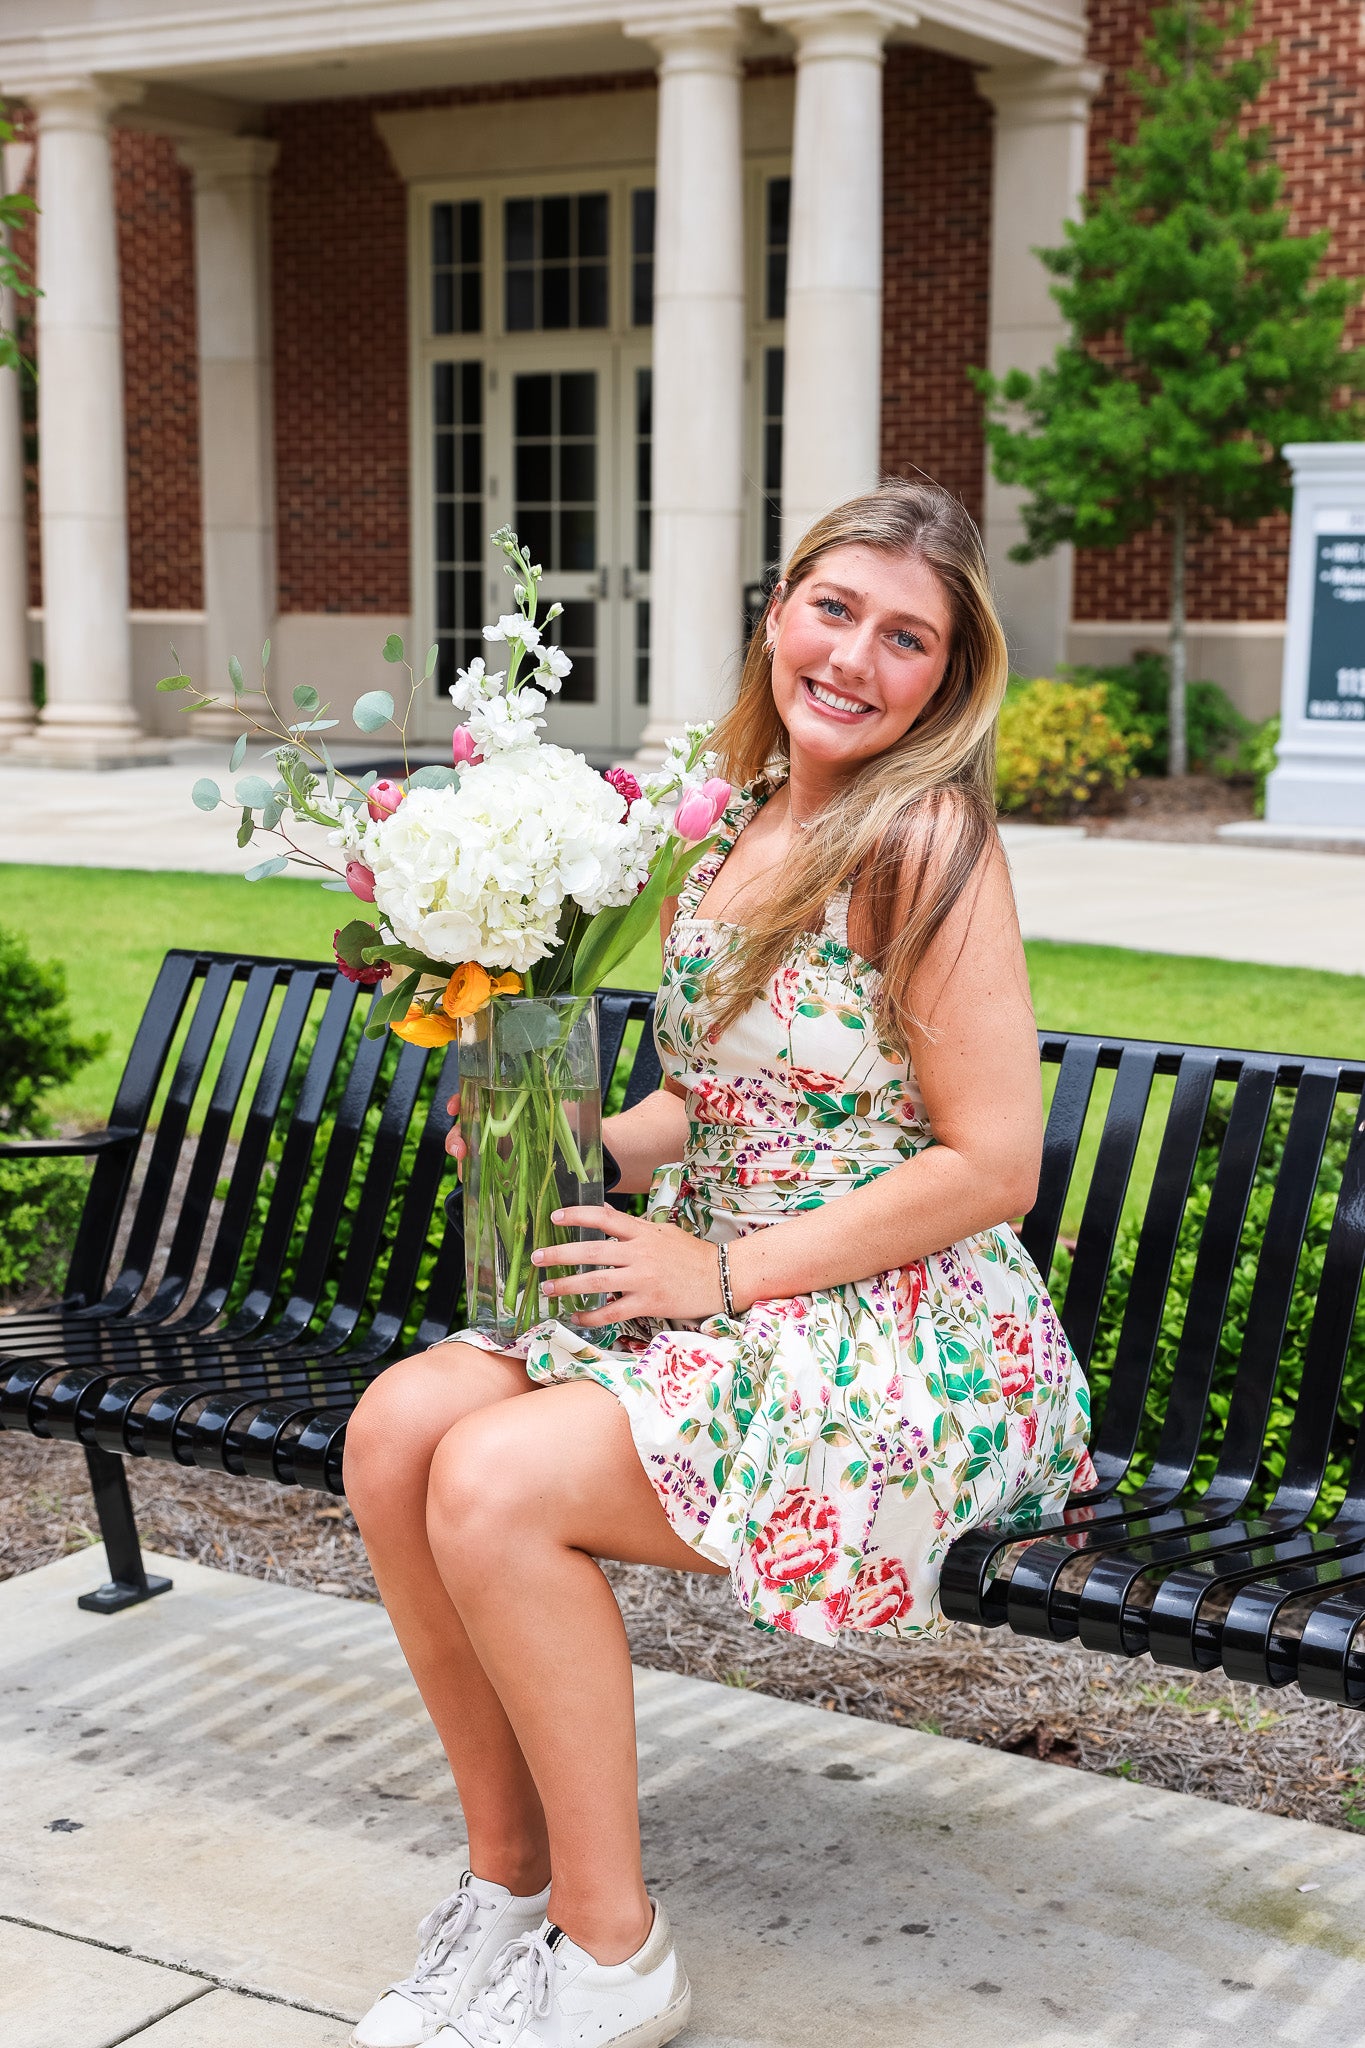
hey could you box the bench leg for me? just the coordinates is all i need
[76,1446,172,1615]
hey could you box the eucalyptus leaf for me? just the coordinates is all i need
[260,795,285,831]
[289,718,341,734]
[228,733,247,772]
[356,770,379,791]
[191,777,221,812]
[234,774,274,809]
[408,764,460,790]
[321,878,351,891]
[382,634,405,665]
[497,1001,565,1054]
[261,637,272,672]
[424,642,439,679]
[228,654,245,695]
[236,809,254,849]
[320,741,337,795]
[352,689,395,733]
[293,684,320,711]
[244,854,290,882]
[156,673,193,693]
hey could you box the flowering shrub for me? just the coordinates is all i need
[995,677,1144,821]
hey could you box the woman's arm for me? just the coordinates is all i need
[603,1085,689,1194]
[536,840,1043,1325]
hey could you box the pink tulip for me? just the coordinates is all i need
[673,788,720,842]
[366,778,406,822]
[345,860,377,902]
[701,777,732,816]
[451,725,480,767]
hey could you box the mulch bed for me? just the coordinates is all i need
[1081,773,1258,842]
[6,1428,1365,1836]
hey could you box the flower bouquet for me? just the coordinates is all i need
[166,527,729,1340]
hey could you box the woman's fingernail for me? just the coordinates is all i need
[551,1210,565,1224]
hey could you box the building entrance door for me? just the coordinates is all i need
[482,342,649,761]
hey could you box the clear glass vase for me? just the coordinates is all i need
[459,995,604,1344]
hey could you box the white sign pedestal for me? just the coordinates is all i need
[1265,442,1365,826]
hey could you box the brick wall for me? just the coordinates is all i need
[115,130,202,613]
[1074,0,1365,622]
[881,47,993,519]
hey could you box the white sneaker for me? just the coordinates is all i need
[353,1872,553,2047]
[434,1900,691,2047]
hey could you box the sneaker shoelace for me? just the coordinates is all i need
[457,1929,559,2043]
[387,1885,483,2019]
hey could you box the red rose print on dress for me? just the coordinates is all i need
[822,1587,852,1630]
[894,1265,925,1342]
[991,1313,1035,1399]
[771,962,802,1027]
[1019,1411,1038,1454]
[752,1488,841,1588]
[654,1341,721,1417]
[847,1555,915,1630]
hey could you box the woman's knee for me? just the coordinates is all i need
[426,1402,552,1564]
[345,1343,532,1524]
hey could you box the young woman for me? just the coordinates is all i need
[343,482,1095,2048]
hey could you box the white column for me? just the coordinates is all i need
[979,62,1103,679]
[626,11,746,766]
[765,4,904,556]
[12,80,163,767]
[178,136,279,735]
[0,138,34,747]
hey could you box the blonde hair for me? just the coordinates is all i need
[707,479,1008,1045]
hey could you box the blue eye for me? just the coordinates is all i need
[893,630,925,652]
[816,596,848,619]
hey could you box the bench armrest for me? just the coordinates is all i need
[0,1127,139,1159]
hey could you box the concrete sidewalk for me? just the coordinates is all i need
[5,1546,1365,2047]
[5,749,1365,975]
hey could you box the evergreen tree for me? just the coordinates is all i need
[978,1,1365,773]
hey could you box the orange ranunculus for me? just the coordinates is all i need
[441,963,493,1018]
[491,971,522,996]
[391,1003,459,1047]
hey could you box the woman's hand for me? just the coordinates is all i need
[444,1091,465,1177]
[532,1208,723,1327]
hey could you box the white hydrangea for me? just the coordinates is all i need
[360,749,663,972]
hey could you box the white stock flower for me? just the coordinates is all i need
[483,614,541,651]
[535,644,572,693]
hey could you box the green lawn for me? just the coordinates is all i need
[4,864,1363,1127]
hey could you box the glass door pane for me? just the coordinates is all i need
[487,347,615,756]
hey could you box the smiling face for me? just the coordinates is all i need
[766,544,954,781]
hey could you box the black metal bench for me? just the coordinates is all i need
[3,950,1365,1712]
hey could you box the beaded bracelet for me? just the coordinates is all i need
[717,1239,736,1319]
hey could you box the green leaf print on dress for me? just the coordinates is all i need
[452,785,1096,1644]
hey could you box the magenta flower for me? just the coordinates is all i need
[673,788,720,842]
[603,765,642,817]
[333,929,388,988]
[701,776,732,814]
[345,860,376,902]
[451,725,481,767]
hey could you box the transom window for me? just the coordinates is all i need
[765,175,790,323]
[505,193,609,332]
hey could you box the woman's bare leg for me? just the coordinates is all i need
[344,1344,552,1895]
[424,1363,727,1965]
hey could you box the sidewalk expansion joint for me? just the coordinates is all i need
[102,1983,214,2048]
[0,1908,358,2026]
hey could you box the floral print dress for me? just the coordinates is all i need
[457,787,1096,1644]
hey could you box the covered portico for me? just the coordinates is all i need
[0,0,1095,768]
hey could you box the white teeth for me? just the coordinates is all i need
[807,680,873,714]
